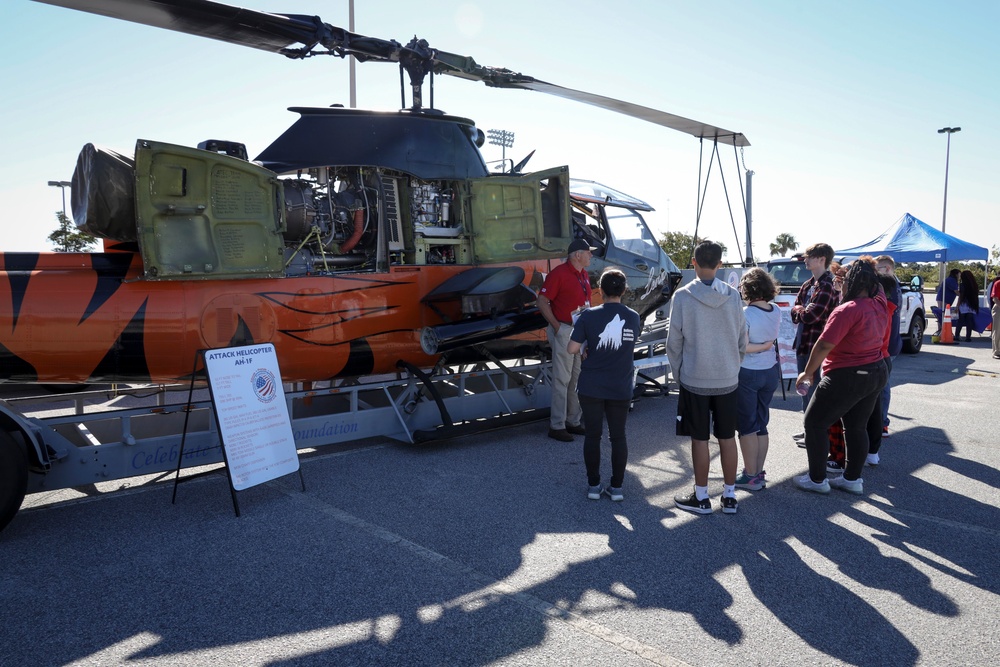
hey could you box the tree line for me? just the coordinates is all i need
[658,230,997,289]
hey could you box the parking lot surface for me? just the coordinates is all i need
[2,338,998,666]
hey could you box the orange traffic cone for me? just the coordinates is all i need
[938,304,957,345]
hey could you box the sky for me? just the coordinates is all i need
[1,0,997,263]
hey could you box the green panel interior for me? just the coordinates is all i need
[465,166,572,263]
[134,140,285,280]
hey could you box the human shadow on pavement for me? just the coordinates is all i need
[0,402,993,667]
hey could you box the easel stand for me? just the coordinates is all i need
[172,346,305,518]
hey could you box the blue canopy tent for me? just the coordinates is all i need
[837,213,990,334]
[836,213,988,263]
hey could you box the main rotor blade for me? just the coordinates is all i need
[34,0,749,145]
[500,80,749,147]
[34,0,404,60]
[36,0,314,52]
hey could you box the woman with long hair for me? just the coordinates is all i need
[955,270,980,343]
[795,257,889,496]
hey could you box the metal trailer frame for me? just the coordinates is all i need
[0,344,670,526]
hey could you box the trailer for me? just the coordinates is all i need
[0,356,554,531]
[0,346,673,531]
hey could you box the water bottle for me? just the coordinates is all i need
[795,379,812,396]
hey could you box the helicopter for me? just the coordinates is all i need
[0,0,750,387]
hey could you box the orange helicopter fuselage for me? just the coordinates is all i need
[0,250,551,385]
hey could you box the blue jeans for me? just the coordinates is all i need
[804,360,888,482]
[579,394,630,488]
[737,365,780,435]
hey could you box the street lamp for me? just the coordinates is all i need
[936,127,960,320]
[937,127,961,235]
[47,180,72,219]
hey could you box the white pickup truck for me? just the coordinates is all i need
[766,258,926,353]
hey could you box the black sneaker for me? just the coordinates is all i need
[674,491,712,515]
[547,428,573,442]
[721,495,738,514]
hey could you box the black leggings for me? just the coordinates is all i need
[804,361,888,482]
[955,312,977,340]
[580,394,630,487]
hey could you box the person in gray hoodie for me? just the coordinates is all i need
[666,241,748,515]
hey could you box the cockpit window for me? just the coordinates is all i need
[569,179,653,211]
[606,209,660,262]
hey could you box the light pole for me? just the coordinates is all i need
[936,127,960,322]
[348,0,356,108]
[47,180,72,219]
[938,127,960,235]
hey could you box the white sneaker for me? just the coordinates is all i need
[829,475,864,495]
[866,453,880,467]
[794,474,830,494]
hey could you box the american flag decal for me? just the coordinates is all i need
[251,369,278,403]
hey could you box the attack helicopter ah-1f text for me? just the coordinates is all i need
[1,0,749,389]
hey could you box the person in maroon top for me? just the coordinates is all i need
[537,238,595,441]
[795,258,889,496]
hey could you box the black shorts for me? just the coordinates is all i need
[676,386,738,441]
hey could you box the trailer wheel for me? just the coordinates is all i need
[0,430,28,533]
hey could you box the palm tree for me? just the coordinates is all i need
[769,233,799,258]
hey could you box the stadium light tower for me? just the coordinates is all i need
[487,129,515,172]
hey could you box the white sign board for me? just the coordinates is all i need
[204,344,299,491]
[774,296,798,380]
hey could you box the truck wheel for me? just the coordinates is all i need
[903,314,924,354]
[0,430,29,532]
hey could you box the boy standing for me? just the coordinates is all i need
[666,241,747,515]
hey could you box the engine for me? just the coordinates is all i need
[70,142,467,276]
[280,169,375,263]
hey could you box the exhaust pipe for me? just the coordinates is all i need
[420,310,546,355]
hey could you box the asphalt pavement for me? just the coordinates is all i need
[1,335,998,666]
